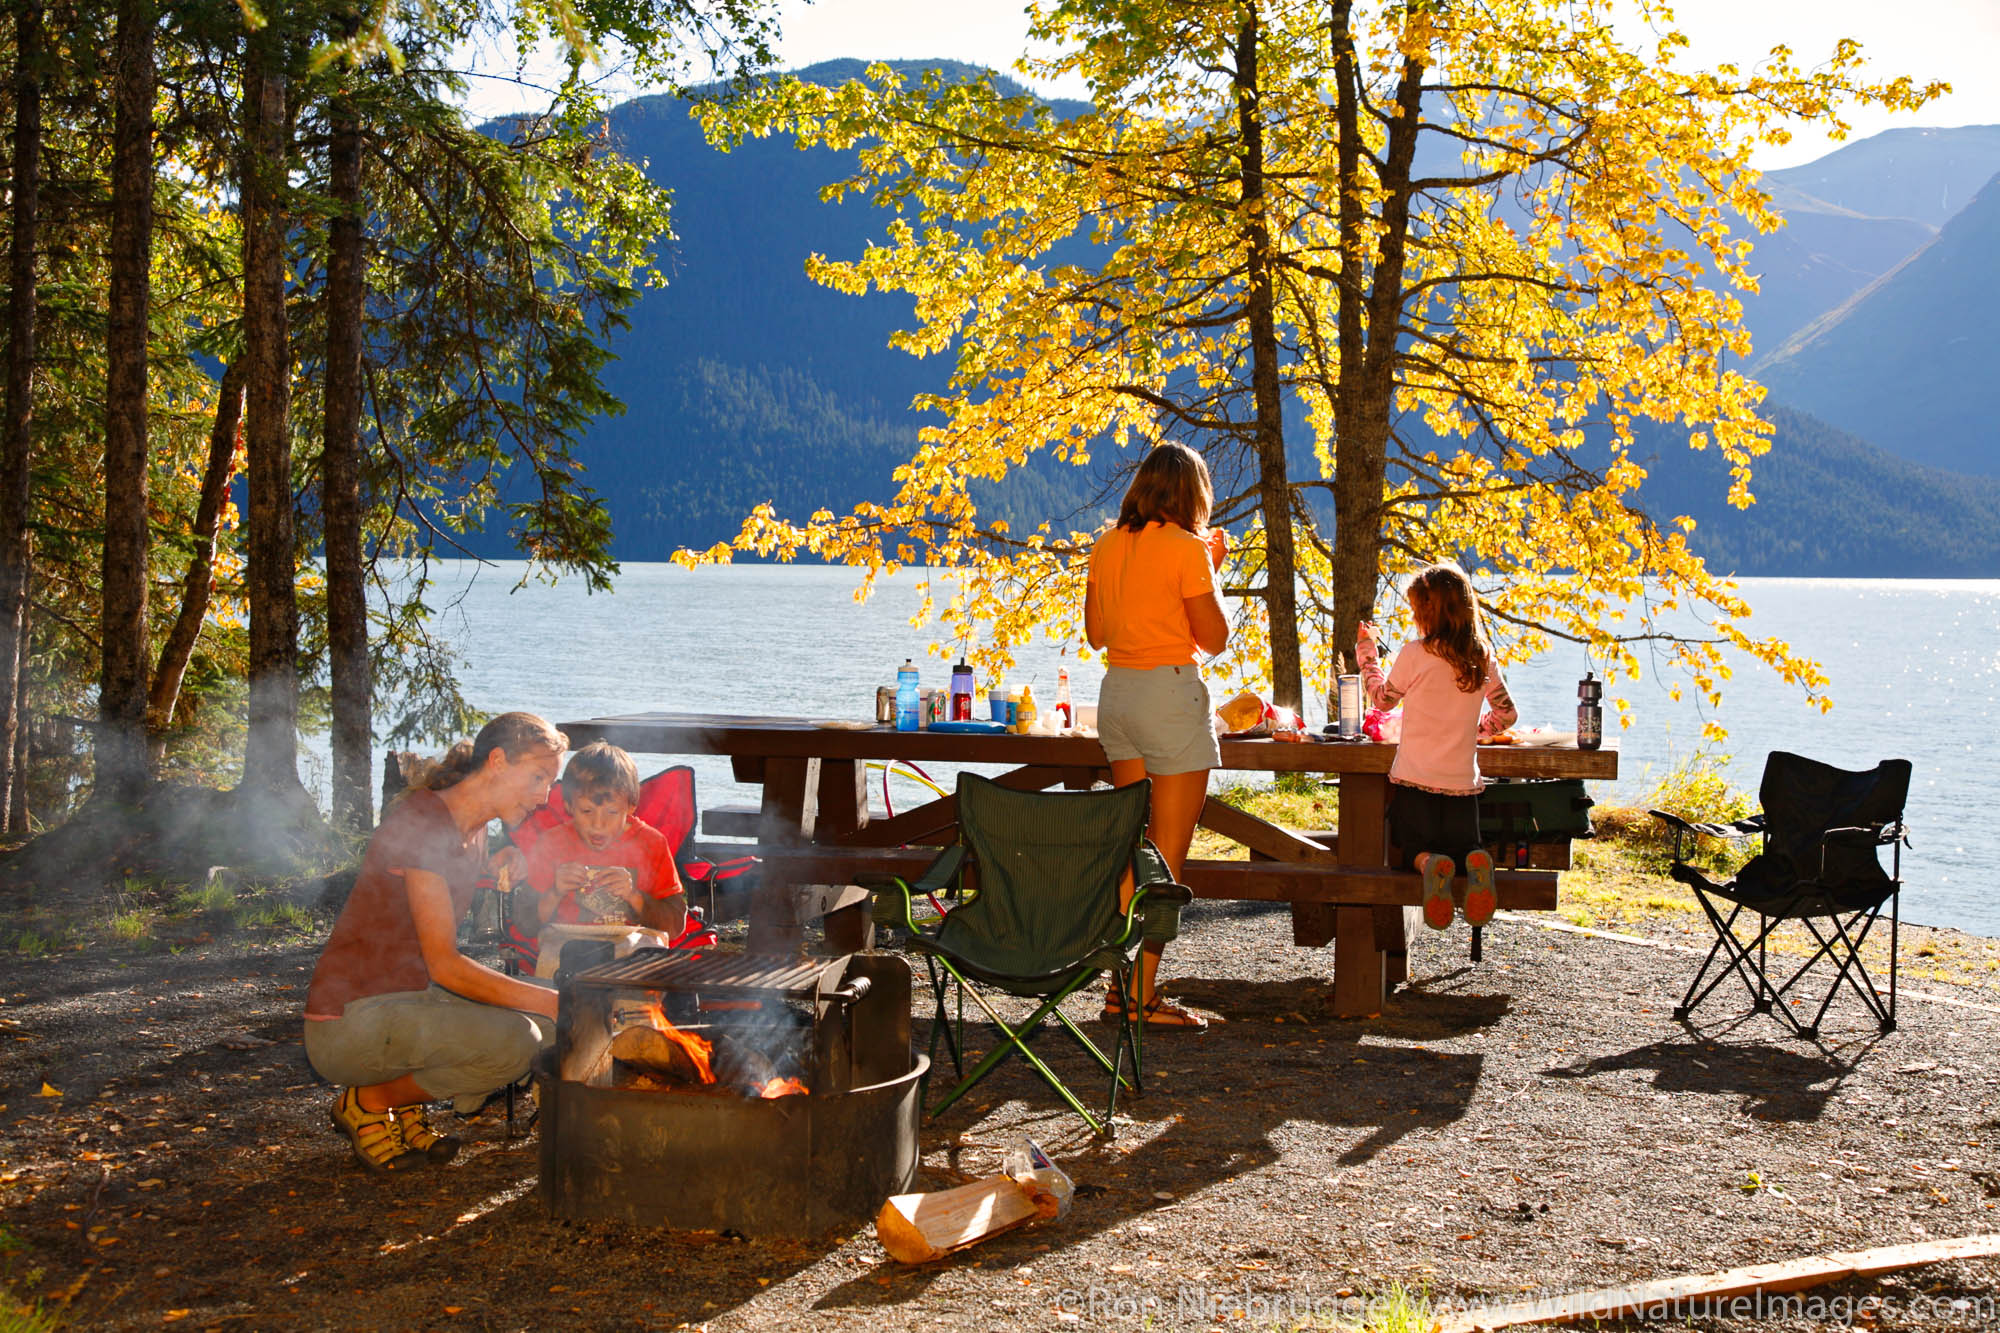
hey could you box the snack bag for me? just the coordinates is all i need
[1362,708,1401,743]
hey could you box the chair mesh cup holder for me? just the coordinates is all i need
[1651,751,1909,1039]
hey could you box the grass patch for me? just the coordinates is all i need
[169,880,238,916]
[0,1222,56,1333]
[106,909,155,945]
[1293,1281,1434,1332]
[1189,779,1337,862]
[236,900,314,937]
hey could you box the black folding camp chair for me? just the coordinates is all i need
[867,773,1192,1137]
[1651,752,1910,1038]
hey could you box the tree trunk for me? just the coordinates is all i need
[0,0,43,823]
[1327,3,1423,657]
[147,359,244,759]
[99,0,155,804]
[1234,10,1303,711]
[323,63,372,832]
[240,39,306,802]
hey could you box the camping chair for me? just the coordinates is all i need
[1651,752,1909,1038]
[866,773,1193,1138]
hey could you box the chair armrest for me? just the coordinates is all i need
[1649,808,1764,864]
[1822,822,1905,847]
[857,845,965,933]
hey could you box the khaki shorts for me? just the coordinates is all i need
[1096,664,1222,775]
[303,984,554,1112]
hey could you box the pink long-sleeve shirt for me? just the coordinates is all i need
[1358,638,1517,795]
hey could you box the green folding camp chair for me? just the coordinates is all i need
[867,773,1192,1137]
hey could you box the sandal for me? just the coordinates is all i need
[1461,849,1497,928]
[1420,853,1457,931]
[330,1087,426,1174]
[1140,998,1216,1030]
[392,1104,462,1164]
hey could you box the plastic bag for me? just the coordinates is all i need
[1004,1137,1074,1220]
[1362,708,1402,743]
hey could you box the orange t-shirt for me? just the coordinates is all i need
[521,819,682,926]
[1087,521,1216,669]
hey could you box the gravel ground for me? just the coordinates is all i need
[3,894,1999,1331]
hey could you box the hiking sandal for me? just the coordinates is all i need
[1140,998,1217,1030]
[330,1087,426,1174]
[1420,854,1457,931]
[1461,849,1497,928]
[392,1103,462,1164]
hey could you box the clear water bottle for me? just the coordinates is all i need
[1577,671,1602,751]
[1055,668,1073,729]
[896,659,920,732]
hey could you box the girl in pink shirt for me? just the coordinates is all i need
[1357,563,1517,931]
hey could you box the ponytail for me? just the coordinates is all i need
[409,712,567,793]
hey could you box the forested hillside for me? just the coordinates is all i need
[498,71,2000,576]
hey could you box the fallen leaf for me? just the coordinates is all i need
[443,1308,462,1316]
[35,1082,60,1098]
[163,1311,191,1323]
[137,1178,167,1190]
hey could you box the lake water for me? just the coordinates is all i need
[362,563,2000,937]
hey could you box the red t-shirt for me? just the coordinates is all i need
[521,819,682,925]
[306,790,484,1018]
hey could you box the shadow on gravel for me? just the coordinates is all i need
[1539,1034,1872,1121]
[809,969,1513,1310]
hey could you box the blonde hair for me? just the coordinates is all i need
[1405,562,1490,693]
[1116,442,1213,534]
[413,712,568,791]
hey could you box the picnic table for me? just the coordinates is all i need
[558,711,1618,1017]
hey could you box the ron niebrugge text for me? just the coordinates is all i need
[1052,1279,1995,1325]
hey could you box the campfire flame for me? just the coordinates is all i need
[640,1001,715,1084]
[758,1078,809,1099]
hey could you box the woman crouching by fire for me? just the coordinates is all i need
[302,713,565,1173]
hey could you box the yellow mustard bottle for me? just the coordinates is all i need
[1015,684,1037,735]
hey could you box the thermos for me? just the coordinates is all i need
[1577,671,1603,750]
[896,659,920,732]
[1336,674,1363,738]
[950,660,975,722]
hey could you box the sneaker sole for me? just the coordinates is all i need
[1421,857,1456,931]
[1462,851,1497,927]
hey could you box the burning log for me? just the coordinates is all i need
[610,1006,715,1084]
[610,1003,810,1096]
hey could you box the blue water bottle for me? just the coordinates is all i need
[896,659,920,732]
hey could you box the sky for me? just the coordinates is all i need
[464,0,1996,169]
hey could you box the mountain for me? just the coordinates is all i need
[470,70,2000,574]
[1761,125,2000,227]
[1752,170,2000,476]
[1726,128,2000,356]
[1627,406,2000,577]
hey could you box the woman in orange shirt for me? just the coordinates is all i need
[1084,442,1229,1029]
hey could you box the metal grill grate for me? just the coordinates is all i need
[565,949,842,997]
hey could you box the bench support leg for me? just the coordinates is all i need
[1332,905,1385,1018]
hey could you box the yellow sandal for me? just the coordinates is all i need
[392,1104,461,1164]
[330,1087,426,1174]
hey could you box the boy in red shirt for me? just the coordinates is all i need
[512,742,688,946]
